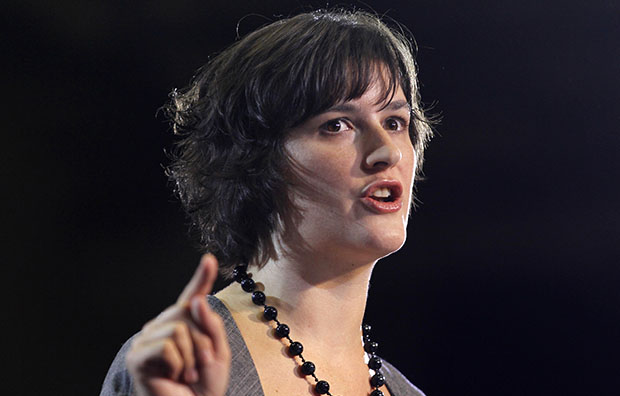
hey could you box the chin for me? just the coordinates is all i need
[378,233,407,256]
[364,213,408,251]
[357,226,407,260]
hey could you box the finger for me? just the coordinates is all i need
[191,295,230,359]
[127,338,184,382]
[140,303,187,332]
[133,321,198,384]
[189,325,214,369]
[177,254,219,303]
[190,326,231,396]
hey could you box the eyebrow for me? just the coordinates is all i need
[325,99,411,114]
[383,100,411,112]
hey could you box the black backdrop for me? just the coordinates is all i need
[7,1,619,395]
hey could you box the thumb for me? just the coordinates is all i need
[177,254,219,303]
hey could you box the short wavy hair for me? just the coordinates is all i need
[165,9,433,278]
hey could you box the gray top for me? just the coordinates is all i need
[101,295,426,396]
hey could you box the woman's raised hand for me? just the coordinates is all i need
[126,254,231,396]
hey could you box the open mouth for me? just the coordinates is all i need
[361,181,404,214]
[368,187,397,202]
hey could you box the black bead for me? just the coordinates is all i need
[264,306,278,320]
[368,356,382,370]
[370,390,384,396]
[364,341,379,353]
[288,341,303,356]
[275,323,290,338]
[363,334,372,345]
[232,266,248,282]
[362,323,372,336]
[370,373,386,387]
[241,278,256,292]
[301,361,315,375]
[251,291,266,305]
[315,380,330,394]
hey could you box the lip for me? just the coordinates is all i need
[360,180,404,214]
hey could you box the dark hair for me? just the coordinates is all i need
[165,9,433,278]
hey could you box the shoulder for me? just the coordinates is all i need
[381,358,427,396]
[206,294,245,346]
[207,295,264,395]
[100,332,138,396]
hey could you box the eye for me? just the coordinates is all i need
[319,118,352,134]
[384,117,408,131]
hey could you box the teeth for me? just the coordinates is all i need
[370,188,391,198]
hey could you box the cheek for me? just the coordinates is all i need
[403,139,416,173]
[289,142,356,188]
[408,148,417,181]
[400,145,416,201]
[312,156,353,187]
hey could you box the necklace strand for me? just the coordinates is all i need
[233,265,387,396]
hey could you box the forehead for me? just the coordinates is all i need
[260,27,413,132]
[318,68,409,114]
[324,86,409,117]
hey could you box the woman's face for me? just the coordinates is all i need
[283,76,416,264]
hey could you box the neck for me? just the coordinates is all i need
[220,248,378,354]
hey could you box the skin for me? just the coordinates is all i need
[218,76,416,395]
[126,75,416,396]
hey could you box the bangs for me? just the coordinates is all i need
[301,29,406,117]
[257,12,412,130]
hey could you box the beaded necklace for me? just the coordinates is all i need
[232,265,387,396]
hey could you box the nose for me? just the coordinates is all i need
[363,127,402,171]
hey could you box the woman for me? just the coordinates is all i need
[101,8,433,396]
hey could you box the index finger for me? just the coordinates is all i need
[177,254,219,304]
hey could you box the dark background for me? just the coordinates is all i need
[7,1,619,395]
